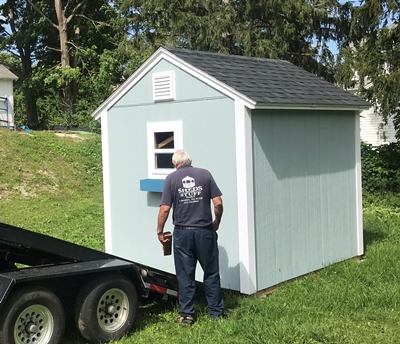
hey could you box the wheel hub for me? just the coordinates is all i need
[25,322,38,334]
[14,305,54,344]
[106,304,116,315]
[97,288,129,333]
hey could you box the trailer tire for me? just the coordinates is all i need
[0,286,65,344]
[75,272,138,343]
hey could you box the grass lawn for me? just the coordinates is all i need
[1,129,400,343]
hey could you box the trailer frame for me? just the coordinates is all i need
[0,221,180,343]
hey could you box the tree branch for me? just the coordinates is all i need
[26,0,58,30]
[74,14,112,27]
[6,49,20,59]
[46,45,62,53]
[66,0,88,24]
[66,40,80,50]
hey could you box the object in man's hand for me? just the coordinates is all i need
[163,232,172,256]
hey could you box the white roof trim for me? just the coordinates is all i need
[92,47,256,120]
[255,103,370,111]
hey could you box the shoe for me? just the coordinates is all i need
[212,311,229,320]
[176,315,194,326]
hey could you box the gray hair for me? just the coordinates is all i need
[172,150,192,166]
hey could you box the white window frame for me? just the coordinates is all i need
[147,121,183,179]
[152,71,175,102]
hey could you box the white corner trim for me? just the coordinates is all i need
[235,101,257,294]
[101,113,113,254]
[91,47,256,120]
[355,111,364,255]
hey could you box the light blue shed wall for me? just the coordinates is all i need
[252,109,358,290]
[105,59,240,291]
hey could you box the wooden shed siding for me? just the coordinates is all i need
[252,110,358,290]
[105,68,240,290]
[360,107,396,146]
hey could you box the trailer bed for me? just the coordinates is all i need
[0,221,179,344]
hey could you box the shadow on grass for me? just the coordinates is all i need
[63,288,242,343]
[363,227,386,249]
[134,288,242,329]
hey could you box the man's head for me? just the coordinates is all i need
[172,150,192,169]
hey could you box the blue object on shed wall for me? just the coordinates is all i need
[140,179,164,192]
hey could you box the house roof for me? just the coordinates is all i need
[164,47,370,108]
[0,64,18,80]
[92,47,370,120]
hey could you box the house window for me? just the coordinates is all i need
[147,121,183,179]
[152,71,175,102]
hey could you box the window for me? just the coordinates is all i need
[147,121,183,179]
[152,71,175,102]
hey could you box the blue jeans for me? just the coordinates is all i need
[173,228,224,318]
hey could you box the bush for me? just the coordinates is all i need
[361,141,400,193]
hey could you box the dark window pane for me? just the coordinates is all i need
[155,132,174,149]
[156,153,174,169]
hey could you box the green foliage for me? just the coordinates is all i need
[361,141,400,193]
[120,0,348,81]
[0,0,131,129]
[337,1,400,136]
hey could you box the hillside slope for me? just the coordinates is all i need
[0,129,105,250]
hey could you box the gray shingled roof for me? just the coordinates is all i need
[0,64,18,80]
[164,47,370,107]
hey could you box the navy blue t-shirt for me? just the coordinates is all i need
[160,165,222,227]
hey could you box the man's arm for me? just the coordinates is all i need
[157,205,171,243]
[212,196,223,231]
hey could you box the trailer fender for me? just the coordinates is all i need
[0,275,14,312]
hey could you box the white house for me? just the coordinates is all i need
[0,64,18,129]
[360,107,396,146]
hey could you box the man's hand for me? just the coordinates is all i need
[157,232,171,244]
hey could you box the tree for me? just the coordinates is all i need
[0,0,130,128]
[336,0,400,136]
[0,0,44,126]
[119,0,352,81]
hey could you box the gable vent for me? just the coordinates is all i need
[153,71,175,102]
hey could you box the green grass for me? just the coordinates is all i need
[1,128,400,343]
[0,129,104,250]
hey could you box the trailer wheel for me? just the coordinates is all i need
[75,273,138,343]
[0,286,65,344]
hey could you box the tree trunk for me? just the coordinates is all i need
[25,94,39,128]
[54,0,73,113]
[8,5,39,127]
[54,0,70,67]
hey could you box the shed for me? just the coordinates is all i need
[0,64,18,129]
[92,47,370,295]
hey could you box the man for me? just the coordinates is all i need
[157,150,227,326]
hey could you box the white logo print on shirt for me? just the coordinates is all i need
[178,176,203,203]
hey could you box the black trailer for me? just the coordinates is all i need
[0,221,179,344]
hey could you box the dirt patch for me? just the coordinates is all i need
[55,132,90,140]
